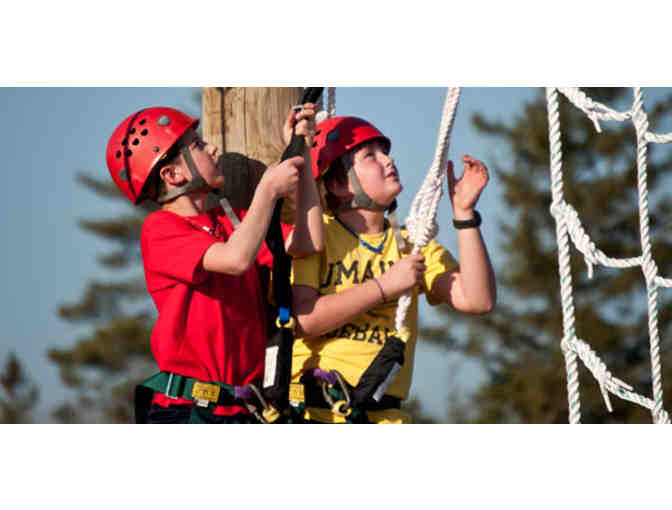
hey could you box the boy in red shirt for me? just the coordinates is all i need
[106,104,323,423]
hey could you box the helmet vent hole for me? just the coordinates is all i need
[125,149,132,157]
[153,146,160,153]
[129,128,136,134]
[121,139,128,146]
[115,151,122,158]
[132,138,140,146]
[141,129,148,136]
[157,115,171,126]
[139,119,147,125]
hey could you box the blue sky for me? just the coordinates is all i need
[2,87,669,422]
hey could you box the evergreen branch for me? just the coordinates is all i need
[76,173,126,200]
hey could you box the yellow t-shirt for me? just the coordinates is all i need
[291,214,458,423]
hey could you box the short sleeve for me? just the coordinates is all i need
[141,212,217,288]
[420,238,458,306]
[291,251,321,290]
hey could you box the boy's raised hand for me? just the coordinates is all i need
[261,156,303,199]
[446,155,489,217]
[283,103,317,146]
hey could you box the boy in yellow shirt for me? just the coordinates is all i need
[289,116,497,423]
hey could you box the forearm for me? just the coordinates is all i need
[287,164,324,257]
[455,224,497,313]
[203,184,277,275]
[294,280,383,338]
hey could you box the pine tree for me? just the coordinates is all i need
[49,174,160,423]
[423,88,672,423]
[1,353,39,424]
[50,96,201,423]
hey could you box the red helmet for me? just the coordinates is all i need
[311,116,391,180]
[106,107,199,204]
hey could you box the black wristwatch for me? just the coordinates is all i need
[453,210,482,230]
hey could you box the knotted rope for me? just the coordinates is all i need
[547,87,671,424]
[394,88,461,339]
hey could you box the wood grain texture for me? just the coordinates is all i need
[201,87,303,218]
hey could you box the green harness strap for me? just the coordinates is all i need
[134,372,240,423]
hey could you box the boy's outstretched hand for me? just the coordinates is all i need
[446,155,489,219]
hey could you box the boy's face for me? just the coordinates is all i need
[180,129,225,190]
[351,140,402,207]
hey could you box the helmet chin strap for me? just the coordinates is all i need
[345,169,390,212]
[156,135,210,205]
[338,157,407,252]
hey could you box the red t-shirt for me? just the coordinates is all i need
[140,206,292,415]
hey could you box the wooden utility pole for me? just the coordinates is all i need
[201,87,303,222]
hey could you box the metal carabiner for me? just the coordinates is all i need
[320,370,352,417]
[244,383,281,424]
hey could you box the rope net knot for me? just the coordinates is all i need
[547,87,672,424]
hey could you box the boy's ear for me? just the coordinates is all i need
[159,163,188,187]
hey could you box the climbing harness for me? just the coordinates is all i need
[262,87,325,409]
[134,372,281,424]
[546,87,672,424]
[287,368,402,423]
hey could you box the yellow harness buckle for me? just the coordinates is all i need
[262,406,282,423]
[192,381,221,407]
[289,383,305,404]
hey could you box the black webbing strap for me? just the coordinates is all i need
[297,375,402,412]
[263,88,324,408]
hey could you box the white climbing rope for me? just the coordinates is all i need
[394,88,461,338]
[547,87,671,424]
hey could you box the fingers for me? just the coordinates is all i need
[283,155,305,168]
[291,103,317,124]
[462,154,488,173]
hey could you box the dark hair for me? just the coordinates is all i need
[323,154,351,212]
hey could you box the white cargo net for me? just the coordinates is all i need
[547,87,672,424]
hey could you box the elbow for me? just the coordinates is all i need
[228,254,254,276]
[479,300,496,315]
[459,296,496,315]
[312,235,325,253]
[294,315,321,338]
[287,238,324,259]
[473,295,497,315]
